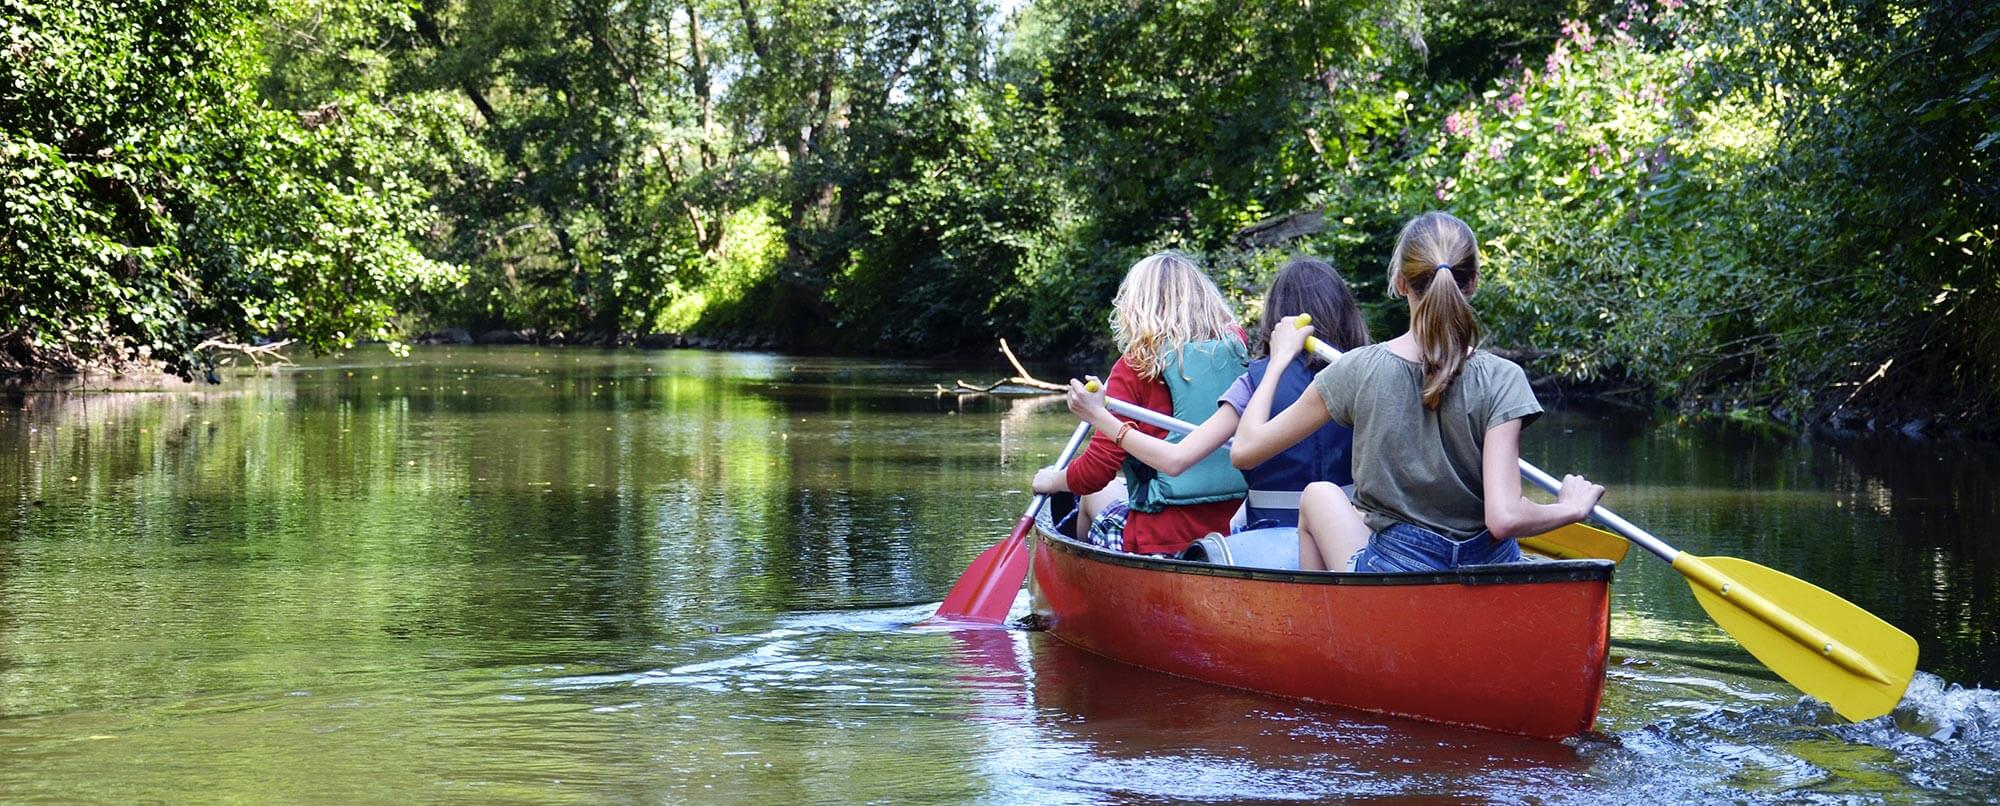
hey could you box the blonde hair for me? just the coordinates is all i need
[1112,251,1238,380]
[1388,212,1481,410]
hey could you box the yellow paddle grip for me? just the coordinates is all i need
[1291,312,1339,358]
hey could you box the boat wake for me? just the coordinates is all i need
[1583,671,2000,800]
[539,603,941,697]
[526,605,2000,801]
[1856,672,2000,745]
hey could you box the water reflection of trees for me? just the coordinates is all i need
[1,349,1083,720]
[1819,435,2000,686]
[1528,409,2000,686]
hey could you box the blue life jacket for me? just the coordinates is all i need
[1240,356,1355,527]
[1122,338,1249,513]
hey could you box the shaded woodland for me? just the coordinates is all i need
[2,0,1994,429]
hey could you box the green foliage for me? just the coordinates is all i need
[1716,0,1999,416]
[729,0,1044,349]
[4,0,1993,423]
[830,84,1065,348]
[996,0,1385,351]
[658,202,785,333]
[1,0,455,374]
[1387,0,1997,417]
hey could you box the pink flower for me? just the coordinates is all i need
[1488,140,1508,161]
[1554,121,1568,134]
[1561,20,1596,52]
[1589,164,1603,179]
[1545,42,1571,77]
[1445,112,1469,137]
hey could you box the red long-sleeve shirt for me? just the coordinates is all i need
[1065,355,1240,556]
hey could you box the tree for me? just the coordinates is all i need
[1,0,454,376]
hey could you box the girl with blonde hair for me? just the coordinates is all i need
[1231,212,1605,572]
[1031,251,1249,556]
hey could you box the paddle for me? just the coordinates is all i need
[1293,318,1917,721]
[1518,521,1630,564]
[934,420,1095,624]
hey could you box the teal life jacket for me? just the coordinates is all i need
[1122,337,1250,514]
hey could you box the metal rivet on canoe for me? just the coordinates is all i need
[1721,584,1730,595]
[1823,643,1834,655]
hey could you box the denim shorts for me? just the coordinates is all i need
[1349,522,1521,572]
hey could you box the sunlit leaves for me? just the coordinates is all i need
[0,0,456,375]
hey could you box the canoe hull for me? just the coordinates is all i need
[1029,524,1613,739]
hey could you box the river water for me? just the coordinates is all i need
[2,347,1996,802]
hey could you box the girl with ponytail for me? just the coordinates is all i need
[1231,212,1605,572]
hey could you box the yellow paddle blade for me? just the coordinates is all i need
[1520,523,1631,564]
[1677,554,1918,721]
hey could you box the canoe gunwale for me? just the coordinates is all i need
[1033,516,1615,587]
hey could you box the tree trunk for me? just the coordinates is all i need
[411,3,582,300]
[687,1,725,254]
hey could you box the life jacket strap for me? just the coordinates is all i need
[1246,489,1303,511]
[1245,485,1357,513]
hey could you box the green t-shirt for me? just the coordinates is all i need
[1312,345,1543,539]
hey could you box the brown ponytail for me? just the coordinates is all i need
[1387,212,1481,410]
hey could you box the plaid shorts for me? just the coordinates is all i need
[1085,499,1130,552]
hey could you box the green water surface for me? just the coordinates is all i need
[2,347,1996,802]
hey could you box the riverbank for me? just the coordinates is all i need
[7,336,1995,446]
[385,336,2000,446]
[1514,364,2000,446]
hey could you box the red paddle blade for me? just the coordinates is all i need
[934,515,1035,623]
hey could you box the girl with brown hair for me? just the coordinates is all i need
[1230,212,1605,572]
[1060,256,1371,531]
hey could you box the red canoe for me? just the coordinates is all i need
[1027,517,1616,740]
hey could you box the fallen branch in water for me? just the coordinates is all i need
[997,339,1064,391]
[937,339,1066,396]
[196,338,296,368]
